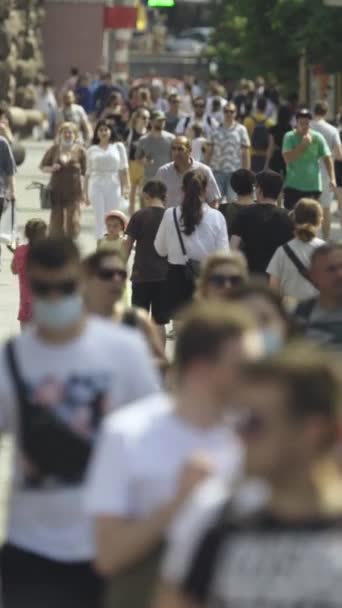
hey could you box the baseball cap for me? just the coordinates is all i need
[151,110,166,121]
[105,209,128,230]
[296,108,312,120]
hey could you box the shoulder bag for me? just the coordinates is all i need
[283,243,314,285]
[173,207,201,283]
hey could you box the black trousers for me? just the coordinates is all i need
[1,543,104,608]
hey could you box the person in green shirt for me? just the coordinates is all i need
[282,108,335,210]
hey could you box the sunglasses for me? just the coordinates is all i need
[172,146,186,152]
[224,109,236,114]
[207,274,243,288]
[31,279,78,296]
[97,268,127,281]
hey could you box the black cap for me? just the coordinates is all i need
[296,108,312,120]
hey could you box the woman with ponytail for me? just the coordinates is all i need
[267,198,324,304]
[155,169,228,317]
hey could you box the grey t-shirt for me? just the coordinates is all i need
[136,131,175,182]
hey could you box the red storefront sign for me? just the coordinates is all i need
[103,5,137,29]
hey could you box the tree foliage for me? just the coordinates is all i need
[210,0,342,88]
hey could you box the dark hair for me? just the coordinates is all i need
[311,241,342,266]
[92,120,117,145]
[70,67,79,76]
[175,301,254,375]
[256,96,267,112]
[181,170,207,235]
[229,280,290,332]
[82,250,124,276]
[243,342,341,424]
[27,237,80,271]
[231,169,256,196]
[293,198,322,243]
[25,218,47,245]
[193,96,206,106]
[142,179,167,202]
[255,170,283,200]
[314,100,329,116]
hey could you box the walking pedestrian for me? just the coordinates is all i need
[86,302,263,608]
[176,96,218,138]
[208,102,251,202]
[123,179,169,343]
[82,250,127,319]
[57,90,92,145]
[244,97,273,173]
[40,122,86,238]
[0,237,159,608]
[267,104,292,175]
[165,93,185,134]
[11,218,47,330]
[219,169,255,238]
[282,109,335,211]
[196,251,248,302]
[268,198,324,305]
[154,170,228,318]
[155,136,221,208]
[135,111,175,183]
[85,120,130,241]
[97,210,127,254]
[126,108,150,215]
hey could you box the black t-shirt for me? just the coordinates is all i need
[219,202,252,238]
[182,508,342,608]
[233,204,293,274]
[126,207,167,282]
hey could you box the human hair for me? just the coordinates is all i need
[131,108,150,129]
[229,280,290,331]
[196,251,248,298]
[311,242,342,266]
[256,96,267,112]
[181,170,207,236]
[231,169,256,196]
[82,250,124,276]
[314,100,329,117]
[106,92,121,107]
[193,96,206,107]
[92,120,117,145]
[57,121,78,139]
[174,301,254,376]
[243,342,341,426]
[255,170,283,200]
[24,218,47,245]
[70,67,79,77]
[292,198,322,243]
[142,179,167,202]
[27,237,80,271]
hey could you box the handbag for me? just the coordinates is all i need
[27,181,52,209]
[172,207,201,282]
[283,244,314,285]
[5,340,100,485]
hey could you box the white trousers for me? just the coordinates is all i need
[88,175,122,239]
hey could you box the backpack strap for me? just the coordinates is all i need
[173,207,187,258]
[183,116,191,131]
[283,244,313,285]
[5,340,27,406]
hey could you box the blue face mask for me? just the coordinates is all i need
[261,328,283,355]
[33,295,83,331]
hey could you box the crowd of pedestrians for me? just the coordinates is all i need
[1,70,342,607]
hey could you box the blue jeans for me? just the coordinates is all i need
[213,170,235,202]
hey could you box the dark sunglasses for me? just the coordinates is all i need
[224,109,236,114]
[172,146,186,152]
[208,274,243,288]
[97,268,127,281]
[31,279,78,296]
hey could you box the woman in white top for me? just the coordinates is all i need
[267,198,324,305]
[85,121,130,240]
[155,169,229,316]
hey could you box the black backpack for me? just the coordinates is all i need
[251,117,269,151]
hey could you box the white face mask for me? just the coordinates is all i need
[33,295,83,331]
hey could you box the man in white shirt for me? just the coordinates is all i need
[0,237,159,608]
[176,96,218,138]
[155,136,221,208]
[85,302,264,607]
[311,100,342,239]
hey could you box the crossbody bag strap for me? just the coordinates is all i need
[173,207,187,259]
[283,244,313,284]
[5,340,29,430]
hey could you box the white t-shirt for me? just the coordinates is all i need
[154,203,229,265]
[87,143,128,181]
[85,393,243,523]
[267,237,324,301]
[0,317,160,561]
[311,119,341,178]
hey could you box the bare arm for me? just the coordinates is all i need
[283,136,310,164]
[230,235,241,249]
[241,145,251,170]
[269,275,281,291]
[119,168,131,199]
[7,174,16,199]
[323,155,336,185]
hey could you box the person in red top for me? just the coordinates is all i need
[11,218,47,329]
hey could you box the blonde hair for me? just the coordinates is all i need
[196,251,248,298]
[57,121,78,141]
[292,198,322,243]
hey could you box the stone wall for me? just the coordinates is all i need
[0,0,45,109]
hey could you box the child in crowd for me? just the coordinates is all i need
[97,210,128,253]
[11,218,47,330]
[123,179,169,344]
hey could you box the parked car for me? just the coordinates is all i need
[166,27,214,56]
